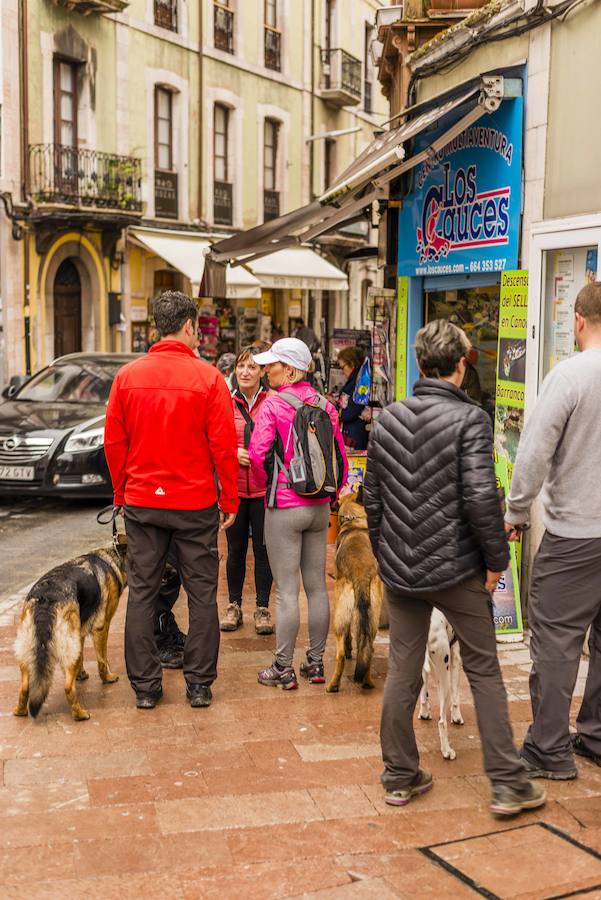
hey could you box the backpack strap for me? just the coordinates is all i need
[278,390,304,410]
[237,401,254,449]
[268,452,288,508]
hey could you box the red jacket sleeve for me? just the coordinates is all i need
[205,374,240,514]
[104,375,129,506]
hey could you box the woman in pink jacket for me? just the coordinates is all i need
[250,338,348,690]
[220,346,274,635]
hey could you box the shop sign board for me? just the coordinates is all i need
[398,98,523,277]
[493,269,529,639]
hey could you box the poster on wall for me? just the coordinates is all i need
[398,98,523,278]
[396,277,409,400]
[493,269,528,639]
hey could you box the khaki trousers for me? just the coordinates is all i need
[381,577,528,791]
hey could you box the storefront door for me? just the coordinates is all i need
[424,280,500,418]
[54,259,82,359]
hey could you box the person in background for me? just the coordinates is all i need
[249,338,348,689]
[220,346,274,635]
[363,319,545,818]
[506,281,601,779]
[216,352,236,391]
[461,346,483,404]
[105,291,239,710]
[293,318,319,352]
[337,346,371,451]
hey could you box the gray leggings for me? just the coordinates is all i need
[264,504,330,668]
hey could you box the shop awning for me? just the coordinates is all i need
[128,228,261,299]
[210,75,508,266]
[247,248,348,291]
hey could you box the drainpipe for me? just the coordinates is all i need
[19,0,31,374]
[198,3,204,230]
[309,0,315,200]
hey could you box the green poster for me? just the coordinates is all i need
[494,270,528,639]
[396,276,409,400]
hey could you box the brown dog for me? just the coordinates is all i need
[13,538,127,721]
[327,486,383,692]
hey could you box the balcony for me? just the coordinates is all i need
[29,144,142,213]
[214,181,233,226]
[264,26,281,71]
[263,189,280,222]
[49,0,129,13]
[214,4,234,54]
[320,48,362,107]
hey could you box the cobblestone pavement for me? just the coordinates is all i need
[1,540,600,899]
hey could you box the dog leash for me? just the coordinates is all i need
[96,505,123,551]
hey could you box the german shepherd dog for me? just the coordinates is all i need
[13,536,127,721]
[327,486,383,692]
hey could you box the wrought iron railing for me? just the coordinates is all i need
[264,26,281,71]
[214,181,233,226]
[214,4,234,53]
[154,0,177,31]
[263,189,280,222]
[320,48,362,101]
[29,144,143,212]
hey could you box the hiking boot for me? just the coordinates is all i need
[571,733,601,767]
[220,603,243,631]
[258,662,298,690]
[136,687,163,710]
[300,659,325,684]
[385,769,433,807]
[254,607,274,635]
[520,754,577,781]
[158,644,184,669]
[490,781,546,817]
[186,684,212,708]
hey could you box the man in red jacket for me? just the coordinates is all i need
[105,291,239,710]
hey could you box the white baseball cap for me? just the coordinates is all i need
[253,338,312,370]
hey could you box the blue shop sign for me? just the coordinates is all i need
[398,97,523,277]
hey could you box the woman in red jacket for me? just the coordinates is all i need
[220,346,274,635]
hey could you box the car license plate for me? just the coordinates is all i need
[0,465,34,481]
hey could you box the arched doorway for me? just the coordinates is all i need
[54,259,82,358]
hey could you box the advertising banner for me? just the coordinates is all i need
[396,276,409,400]
[493,270,529,639]
[398,98,523,278]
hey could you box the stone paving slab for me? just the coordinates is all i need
[0,540,599,898]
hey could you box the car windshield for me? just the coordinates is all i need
[16,361,123,403]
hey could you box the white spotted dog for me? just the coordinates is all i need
[418,609,464,760]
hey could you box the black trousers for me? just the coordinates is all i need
[124,504,220,693]
[154,540,183,645]
[225,497,273,607]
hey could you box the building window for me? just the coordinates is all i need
[264,0,281,72]
[364,25,373,114]
[154,87,178,219]
[324,138,336,192]
[154,0,177,31]
[54,58,78,148]
[214,0,234,54]
[213,104,233,226]
[263,118,280,221]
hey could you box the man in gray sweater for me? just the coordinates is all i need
[506,281,601,779]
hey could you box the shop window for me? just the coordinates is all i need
[213,104,233,226]
[214,0,234,54]
[154,87,178,219]
[263,118,280,221]
[264,0,281,71]
[541,246,598,380]
[154,0,177,32]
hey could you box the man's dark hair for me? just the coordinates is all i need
[575,282,601,326]
[414,319,471,378]
[152,291,198,337]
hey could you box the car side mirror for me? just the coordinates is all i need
[2,374,29,400]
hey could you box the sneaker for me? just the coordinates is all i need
[520,754,577,781]
[490,781,546,817]
[220,603,243,632]
[186,684,212,708]
[136,687,163,709]
[571,733,601,767]
[254,607,274,635]
[258,662,298,690]
[158,644,184,669]
[300,659,325,684]
[385,769,433,807]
